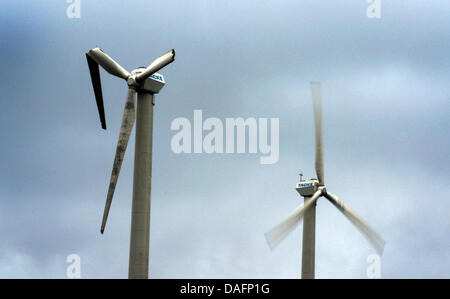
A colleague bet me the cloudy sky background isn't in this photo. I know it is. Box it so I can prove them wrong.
[0,0,449,278]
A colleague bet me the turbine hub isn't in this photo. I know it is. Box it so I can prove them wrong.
[127,76,138,88]
[127,68,166,93]
[318,186,327,195]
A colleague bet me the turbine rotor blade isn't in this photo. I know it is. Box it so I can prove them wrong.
[86,54,106,129]
[265,189,323,250]
[310,82,324,185]
[101,88,137,234]
[324,192,385,255]
[135,49,175,82]
[86,48,130,80]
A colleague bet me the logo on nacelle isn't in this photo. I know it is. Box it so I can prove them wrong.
[150,74,163,82]
[298,183,313,188]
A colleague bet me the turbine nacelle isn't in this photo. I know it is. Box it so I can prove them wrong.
[86,47,174,129]
[127,68,166,94]
[296,179,320,197]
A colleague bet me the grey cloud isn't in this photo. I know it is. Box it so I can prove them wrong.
[0,0,448,278]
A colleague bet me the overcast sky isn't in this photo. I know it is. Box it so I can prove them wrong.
[0,0,449,278]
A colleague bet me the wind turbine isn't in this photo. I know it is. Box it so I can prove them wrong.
[85,47,175,279]
[265,82,385,279]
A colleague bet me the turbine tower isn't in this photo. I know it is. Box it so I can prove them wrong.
[265,82,385,279]
[85,47,175,278]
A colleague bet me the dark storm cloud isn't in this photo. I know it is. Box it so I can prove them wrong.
[0,0,449,278]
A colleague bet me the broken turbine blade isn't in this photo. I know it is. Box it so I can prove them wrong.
[265,189,323,250]
[324,192,385,255]
[86,54,106,130]
[135,49,175,82]
[101,88,137,234]
[86,48,130,80]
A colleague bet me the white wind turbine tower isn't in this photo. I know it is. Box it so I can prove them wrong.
[85,47,175,279]
[265,82,385,279]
